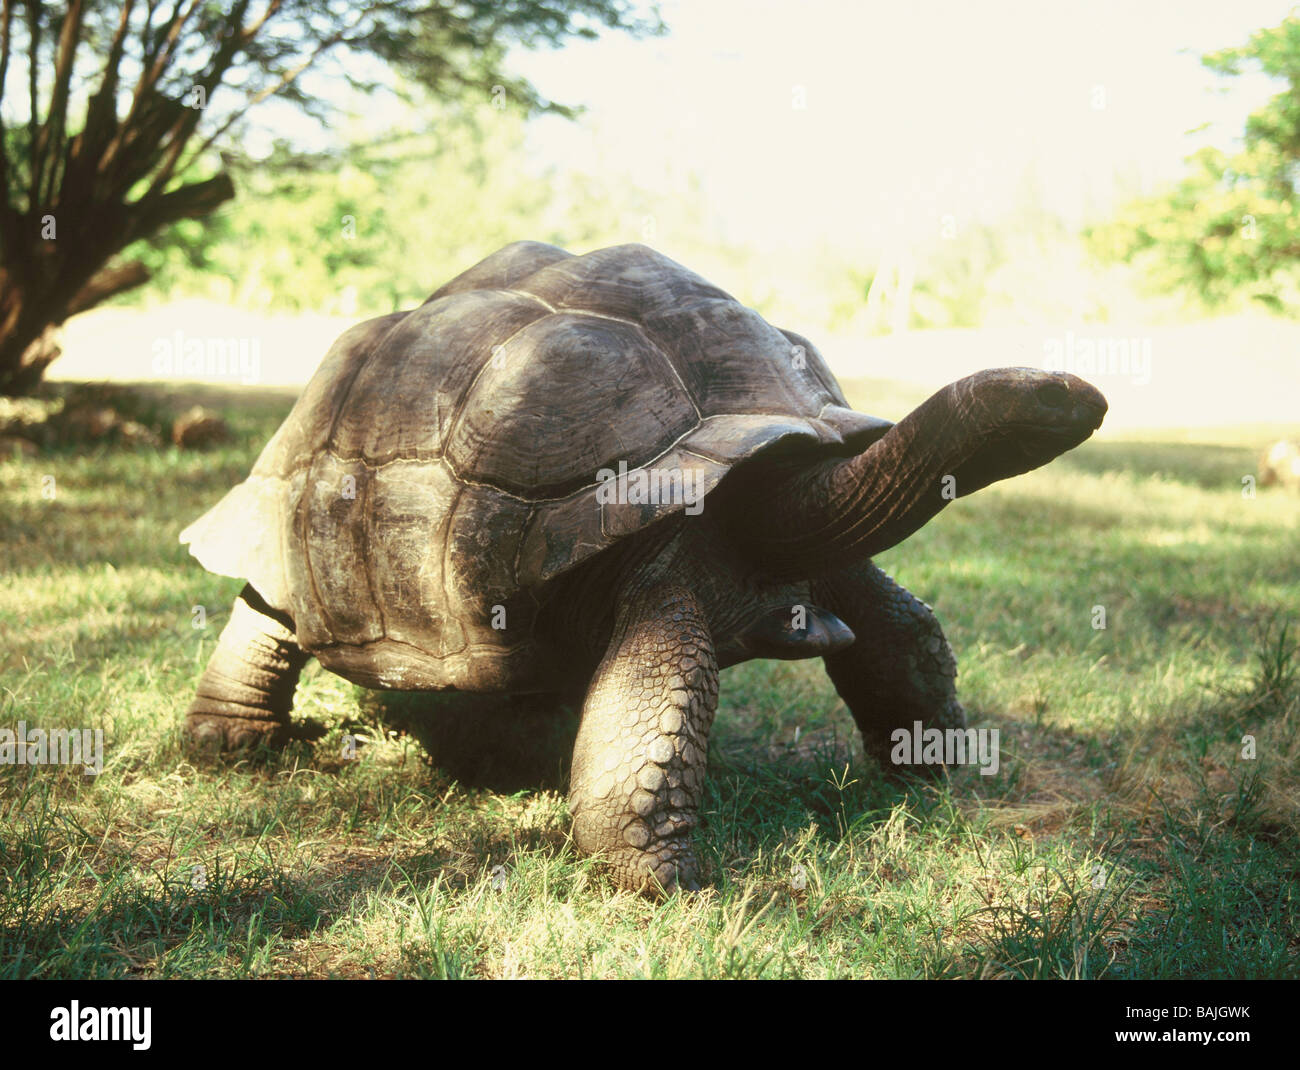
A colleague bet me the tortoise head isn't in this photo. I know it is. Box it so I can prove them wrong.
[945,368,1108,497]
[727,367,1108,575]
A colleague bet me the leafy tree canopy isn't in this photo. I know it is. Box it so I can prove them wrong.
[0,0,660,393]
[1087,16,1300,314]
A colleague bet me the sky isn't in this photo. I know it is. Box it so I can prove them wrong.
[505,0,1298,252]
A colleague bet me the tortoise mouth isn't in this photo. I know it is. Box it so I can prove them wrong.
[953,403,1104,493]
[989,411,1103,463]
[1008,401,1106,442]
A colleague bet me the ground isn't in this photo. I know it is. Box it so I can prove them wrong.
[1,350,1297,978]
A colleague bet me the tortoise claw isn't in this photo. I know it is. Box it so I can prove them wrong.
[184,712,287,752]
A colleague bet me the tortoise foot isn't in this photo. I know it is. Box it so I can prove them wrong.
[185,710,288,752]
[604,837,702,899]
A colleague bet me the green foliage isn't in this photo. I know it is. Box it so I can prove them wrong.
[909,223,1008,329]
[131,99,739,314]
[132,103,562,314]
[1087,16,1300,313]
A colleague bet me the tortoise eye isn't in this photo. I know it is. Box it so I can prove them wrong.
[1035,381,1070,408]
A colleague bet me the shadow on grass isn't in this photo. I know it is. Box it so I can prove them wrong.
[0,848,492,980]
[361,690,581,793]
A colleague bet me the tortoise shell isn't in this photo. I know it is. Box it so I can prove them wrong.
[181,242,891,692]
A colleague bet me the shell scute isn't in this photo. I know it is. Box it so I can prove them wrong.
[446,310,697,498]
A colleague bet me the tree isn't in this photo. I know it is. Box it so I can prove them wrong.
[163,104,559,314]
[0,0,659,394]
[1086,15,1300,313]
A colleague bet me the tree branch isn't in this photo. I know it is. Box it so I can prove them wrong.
[105,0,202,180]
[241,0,283,43]
[0,0,14,225]
[175,1,416,180]
[0,0,12,112]
[176,31,348,177]
[83,0,136,140]
[25,0,40,207]
[34,0,87,207]
[122,170,235,246]
[122,0,253,205]
[138,0,160,67]
[65,259,152,317]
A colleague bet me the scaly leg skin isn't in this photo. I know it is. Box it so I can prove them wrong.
[812,562,965,770]
[186,584,312,750]
[569,584,718,897]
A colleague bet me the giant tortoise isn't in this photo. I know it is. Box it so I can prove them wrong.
[182,241,1107,895]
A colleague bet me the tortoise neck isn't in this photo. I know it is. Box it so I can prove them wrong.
[731,381,982,575]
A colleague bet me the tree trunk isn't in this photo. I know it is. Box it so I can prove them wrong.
[7,327,64,396]
[0,172,234,395]
[0,263,148,395]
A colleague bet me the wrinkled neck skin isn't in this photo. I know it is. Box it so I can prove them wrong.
[726,380,982,577]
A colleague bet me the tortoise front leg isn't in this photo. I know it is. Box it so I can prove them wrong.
[569,584,718,897]
[186,584,312,750]
[812,562,965,768]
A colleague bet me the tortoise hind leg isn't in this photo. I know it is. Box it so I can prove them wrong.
[812,562,965,770]
[186,584,313,750]
[569,583,718,897]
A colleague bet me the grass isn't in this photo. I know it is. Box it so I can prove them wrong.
[1,380,1297,978]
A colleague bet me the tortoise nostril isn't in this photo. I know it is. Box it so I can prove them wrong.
[1036,381,1070,408]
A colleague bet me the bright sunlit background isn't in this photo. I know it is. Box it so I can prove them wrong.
[53,0,1300,429]
[511,0,1286,241]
